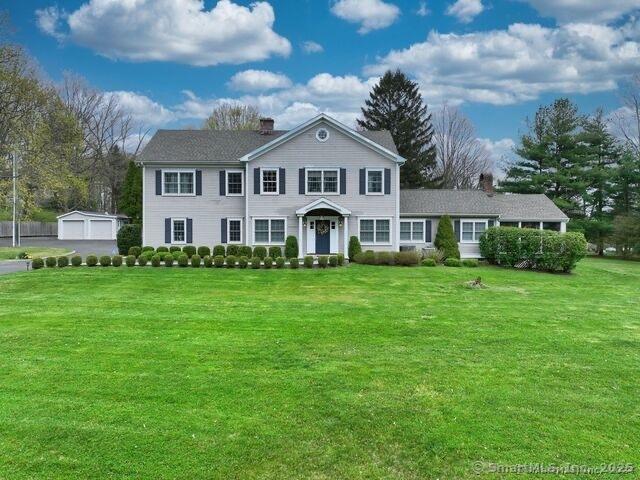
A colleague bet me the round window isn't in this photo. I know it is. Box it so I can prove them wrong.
[316,128,329,142]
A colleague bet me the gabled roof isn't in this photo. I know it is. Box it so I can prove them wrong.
[400,190,569,221]
[57,210,129,219]
[296,197,352,216]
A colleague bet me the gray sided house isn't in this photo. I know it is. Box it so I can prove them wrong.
[137,114,568,259]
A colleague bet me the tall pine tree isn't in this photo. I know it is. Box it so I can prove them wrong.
[358,70,436,188]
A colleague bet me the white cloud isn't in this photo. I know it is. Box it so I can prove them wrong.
[36,0,291,66]
[520,0,640,24]
[331,0,401,34]
[228,70,292,92]
[108,91,175,126]
[417,2,430,17]
[302,41,324,54]
[446,0,484,24]
[365,20,640,105]
[478,137,517,175]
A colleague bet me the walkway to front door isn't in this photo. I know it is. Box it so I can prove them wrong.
[315,220,330,254]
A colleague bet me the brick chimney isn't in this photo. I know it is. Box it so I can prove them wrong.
[479,172,495,195]
[259,117,274,134]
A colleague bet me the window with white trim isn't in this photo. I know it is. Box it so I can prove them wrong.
[226,170,243,196]
[228,219,242,243]
[306,168,338,194]
[359,218,391,244]
[461,220,487,242]
[261,168,279,194]
[253,218,286,244]
[172,218,186,244]
[366,169,383,194]
[163,171,194,195]
[400,220,424,242]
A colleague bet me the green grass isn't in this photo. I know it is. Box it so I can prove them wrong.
[0,259,638,479]
[0,246,69,260]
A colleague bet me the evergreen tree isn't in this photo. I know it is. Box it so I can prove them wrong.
[610,150,640,215]
[434,215,460,259]
[119,160,142,223]
[358,70,436,188]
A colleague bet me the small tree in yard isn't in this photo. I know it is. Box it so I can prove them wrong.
[434,215,460,259]
[285,235,299,259]
[117,224,142,255]
[348,236,362,260]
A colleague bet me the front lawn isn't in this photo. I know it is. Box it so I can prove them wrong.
[0,246,69,260]
[0,259,638,478]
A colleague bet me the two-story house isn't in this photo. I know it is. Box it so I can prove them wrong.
[138,113,568,259]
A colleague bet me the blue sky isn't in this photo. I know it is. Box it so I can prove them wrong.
[5,0,640,164]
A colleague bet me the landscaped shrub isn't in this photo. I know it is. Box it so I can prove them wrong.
[213,245,225,257]
[289,257,299,269]
[250,257,261,269]
[422,258,437,267]
[285,235,298,259]
[480,227,587,273]
[169,246,181,253]
[424,249,445,264]
[138,255,148,267]
[336,253,344,266]
[177,254,189,267]
[156,246,169,253]
[275,256,285,268]
[268,246,282,259]
[263,256,273,269]
[354,250,375,264]
[57,256,69,268]
[239,246,252,258]
[172,250,183,261]
[444,257,462,267]
[197,246,211,258]
[463,259,479,268]
[182,245,196,258]
[164,254,174,267]
[203,255,213,268]
[151,254,162,267]
[213,255,225,268]
[45,256,57,268]
[142,246,154,253]
[86,255,98,267]
[117,223,141,255]
[112,255,123,267]
[317,256,328,268]
[99,255,111,267]
[31,257,44,269]
[125,255,136,267]
[253,246,267,259]
[128,246,142,258]
[238,256,249,268]
[191,254,201,268]
[226,245,240,257]
[395,251,421,266]
[434,215,460,259]
[304,256,314,268]
[348,236,362,260]
[71,255,82,267]
[225,255,237,268]
[328,255,338,267]
[140,250,155,261]
[376,251,395,265]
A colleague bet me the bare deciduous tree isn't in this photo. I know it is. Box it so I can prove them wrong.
[612,74,640,157]
[433,104,492,189]
[203,102,261,130]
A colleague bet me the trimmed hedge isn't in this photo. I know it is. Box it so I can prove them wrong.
[191,254,201,268]
[317,256,328,268]
[434,215,460,260]
[138,255,148,267]
[214,255,225,268]
[268,246,282,259]
[263,256,273,269]
[140,250,155,261]
[329,255,338,267]
[99,255,111,267]
[164,254,174,267]
[422,258,437,267]
[46,256,57,268]
[285,235,298,259]
[112,255,123,267]
[213,245,225,257]
[250,257,261,269]
[128,246,142,258]
[177,254,189,267]
[169,246,181,253]
[304,256,314,268]
[171,250,183,261]
[125,255,136,267]
[275,256,285,269]
[57,256,69,268]
[395,251,421,266]
[462,259,479,268]
[183,246,196,258]
[226,255,237,268]
[444,257,462,267]
[197,246,211,258]
[479,227,587,273]
[32,258,44,269]
[151,255,162,267]
[289,257,299,269]
[348,236,362,260]
[336,253,345,266]
[117,224,141,255]
[156,246,169,253]
[203,255,213,268]
[142,246,154,252]
[238,256,249,269]
[253,246,267,259]
[239,246,252,258]
[86,255,98,267]
[226,245,240,257]
[354,250,420,266]
[71,255,82,267]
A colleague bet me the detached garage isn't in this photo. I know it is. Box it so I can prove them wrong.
[57,211,129,240]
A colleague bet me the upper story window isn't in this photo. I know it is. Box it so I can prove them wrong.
[226,170,244,196]
[261,168,279,194]
[163,170,194,195]
[461,220,487,242]
[366,168,383,195]
[316,128,329,142]
[306,169,338,194]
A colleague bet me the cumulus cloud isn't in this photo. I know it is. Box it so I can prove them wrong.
[302,41,324,54]
[520,0,640,24]
[228,70,292,92]
[365,20,640,105]
[35,0,291,66]
[331,0,401,34]
[477,137,517,175]
[446,0,484,24]
[108,91,176,126]
[416,2,430,17]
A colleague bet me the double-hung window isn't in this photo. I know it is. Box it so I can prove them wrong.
[261,168,279,194]
[306,168,338,194]
[400,220,424,242]
[359,218,391,245]
[366,168,383,194]
[163,170,194,195]
[461,220,487,242]
[172,218,186,244]
[253,218,286,244]
[228,219,242,243]
[226,170,243,196]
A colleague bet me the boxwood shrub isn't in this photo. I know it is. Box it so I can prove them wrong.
[226,245,240,257]
[268,246,282,259]
[336,253,344,266]
[151,254,162,267]
[99,255,111,267]
[177,254,189,267]
[116,223,141,255]
[112,255,123,267]
[140,250,155,261]
[213,245,225,257]
[138,255,148,267]
[317,256,328,268]
[125,255,136,267]
[238,256,249,269]
[169,246,181,253]
[164,254,174,267]
[57,256,69,268]
[422,258,437,267]
[183,245,196,258]
[203,255,213,268]
[285,235,298,259]
[191,254,201,268]
[289,257,299,269]
[45,256,57,268]
[171,250,183,261]
[71,255,82,267]
[213,255,225,268]
[348,236,362,260]
[225,255,237,268]
[444,257,462,267]
[328,255,338,267]
[32,257,44,269]
[142,246,154,253]
[304,256,314,268]
[197,246,211,258]
[263,256,273,269]
[275,256,285,268]
[156,246,169,253]
[462,259,479,268]
[239,246,252,258]
[86,255,98,267]
[128,246,141,258]
[250,257,261,269]
[253,246,267,259]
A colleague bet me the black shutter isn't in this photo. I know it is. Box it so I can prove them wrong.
[340,168,346,194]
[186,218,193,244]
[359,169,365,194]
[488,219,495,227]
[165,218,171,243]
[425,220,432,243]
[156,170,162,195]
[219,170,226,196]
[279,168,286,194]
[384,168,391,194]
[299,168,305,194]
[454,220,461,242]
[196,170,202,196]
[221,218,227,244]
[254,168,260,194]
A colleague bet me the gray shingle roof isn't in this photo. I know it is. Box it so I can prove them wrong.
[400,190,569,221]
[138,128,397,164]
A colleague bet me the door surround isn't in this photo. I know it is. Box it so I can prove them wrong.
[306,215,338,254]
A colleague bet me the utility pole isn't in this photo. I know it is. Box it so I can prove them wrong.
[12,152,20,247]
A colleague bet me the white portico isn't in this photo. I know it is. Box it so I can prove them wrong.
[296,197,351,259]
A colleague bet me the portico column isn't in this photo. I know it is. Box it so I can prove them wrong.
[298,215,304,258]
[343,215,349,260]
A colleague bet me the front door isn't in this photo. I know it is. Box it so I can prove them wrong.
[315,220,331,254]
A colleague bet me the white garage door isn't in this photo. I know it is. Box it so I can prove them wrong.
[89,220,113,239]
[62,220,84,239]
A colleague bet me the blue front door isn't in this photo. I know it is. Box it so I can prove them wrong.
[315,220,330,254]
